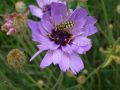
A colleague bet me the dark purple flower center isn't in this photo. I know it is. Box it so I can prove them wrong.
[48,21,74,46]
[43,5,51,12]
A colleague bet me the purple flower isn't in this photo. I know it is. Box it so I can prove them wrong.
[28,3,98,74]
[29,0,66,18]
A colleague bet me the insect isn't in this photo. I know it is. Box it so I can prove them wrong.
[56,21,74,31]
[64,21,74,29]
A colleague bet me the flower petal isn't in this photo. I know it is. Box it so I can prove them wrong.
[29,5,43,18]
[41,20,54,33]
[37,41,59,50]
[72,36,91,46]
[38,22,48,36]
[37,0,50,8]
[49,0,58,3]
[69,53,84,74]
[28,20,41,42]
[77,44,92,54]
[52,49,62,64]
[40,50,53,68]
[86,16,97,25]
[51,2,67,25]
[68,7,88,22]
[50,0,66,4]
[42,11,51,21]
[62,44,73,54]
[71,36,92,54]
[30,50,44,62]
[59,53,69,72]
[83,24,98,36]
[82,44,92,51]
[33,34,51,44]
[71,18,86,36]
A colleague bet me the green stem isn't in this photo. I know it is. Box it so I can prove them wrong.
[86,38,120,80]
[22,69,44,90]
[86,64,102,80]
[85,3,110,44]
[51,72,63,90]
[0,71,19,90]
[100,0,109,26]
[101,0,115,44]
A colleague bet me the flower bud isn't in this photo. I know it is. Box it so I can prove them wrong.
[112,55,120,64]
[116,4,120,14]
[77,75,86,85]
[82,69,88,75]
[108,24,113,30]
[115,45,120,53]
[15,1,27,13]
[37,80,44,87]
[7,49,26,70]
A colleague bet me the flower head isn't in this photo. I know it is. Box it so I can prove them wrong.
[7,49,26,70]
[1,13,16,35]
[29,0,66,18]
[1,13,28,36]
[77,75,86,85]
[28,3,98,74]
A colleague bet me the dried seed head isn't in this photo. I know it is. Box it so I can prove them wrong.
[7,49,26,70]
[13,13,28,36]
[1,12,28,36]
[77,75,86,85]
[15,1,27,13]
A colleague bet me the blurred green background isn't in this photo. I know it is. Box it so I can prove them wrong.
[0,0,120,90]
